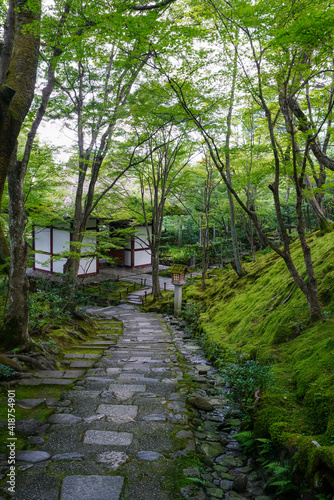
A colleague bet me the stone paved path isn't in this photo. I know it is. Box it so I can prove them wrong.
[0,303,274,500]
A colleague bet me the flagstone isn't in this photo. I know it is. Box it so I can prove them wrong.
[17,398,44,409]
[61,475,124,500]
[97,404,138,423]
[35,370,65,378]
[108,383,146,393]
[41,378,73,385]
[84,430,133,446]
[48,414,82,424]
[70,361,95,368]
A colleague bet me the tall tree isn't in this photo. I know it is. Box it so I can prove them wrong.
[122,119,196,298]
[155,0,334,320]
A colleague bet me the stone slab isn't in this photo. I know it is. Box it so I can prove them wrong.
[84,430,133,446]
[142,414,166,422]
[108,384,146,393]
[136,451,164,461]
[17,398,44,409]
[63,370,85,378]
[70,361,95,368]
[97,404,138,423]
[75,346,105,350]
[52,453,84,461]
[16,450,51,463]
[106,368,122,375]
[41,378,73,385]
[64,354,85,359]
[84,341,114,345]
[19,379,42,386]
[61,475,124,500]
[48,414,82,424]
[128,357,151,362]
[35,370,65,378]
[119,374,159,383]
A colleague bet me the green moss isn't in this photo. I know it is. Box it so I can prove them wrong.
[181,231,334,488]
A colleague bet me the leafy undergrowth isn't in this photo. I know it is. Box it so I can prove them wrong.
[183,230,334,493]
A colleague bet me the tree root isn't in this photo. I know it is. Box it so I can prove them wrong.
[6,354,55,371]
[64,329,85,341]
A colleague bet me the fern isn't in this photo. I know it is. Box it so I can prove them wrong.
[235,430,255,453]
[264,461,298,496]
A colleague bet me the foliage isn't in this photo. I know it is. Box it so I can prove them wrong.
[183,230,334,490]
[0,363,15,379]
[220,360,274,413]
[264,461,299,497]
[28,278,91,331]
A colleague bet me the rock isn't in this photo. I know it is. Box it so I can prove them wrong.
[136,451,164,461]
[200,442,225,459]
[16,419,50,436]
[17,398,44,409]
[96,451,129,470]
[216,455,246,468]
[185,440,196,451]
[176,430,194,439]
[180,485,207,500]
[28,436,45,445]
[52,453,84,461]
[15,451,51,463]
[220,480,233,491]
[183,467,201,478]
[227,492,248,499]
[48,414,82,424]
[189,395,214,412]
[253,497,274,500]
[206,487,224,498]
[233,474,248,493]
[142,414,166,421]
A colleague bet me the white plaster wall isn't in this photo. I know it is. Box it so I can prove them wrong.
[53,229,70,253]
[34,228,51,252]
[53,258,67,274]
[124,250,132,266]
[78,257,97,275]
[82,232,96,253]
[35,253,51,271]
[134,249,151,267]
[134,225,151,249]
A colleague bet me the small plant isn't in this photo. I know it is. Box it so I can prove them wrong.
[39,339,59,351]
[264,461,299,497]
[9,348,20,354]
[102,281,117,291]
[235,431,273,464]
[220,360,274,414]
[0,363,16,379]
[234,430,256,453]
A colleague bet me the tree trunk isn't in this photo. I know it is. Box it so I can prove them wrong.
[225,42,243,277]
[0,154,30,348]
[151,245,161,298]
[201,224,209,291]
[0,0,40,268]
[178,215,182,247]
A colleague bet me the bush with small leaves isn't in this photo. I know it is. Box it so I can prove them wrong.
[0,363,16,379]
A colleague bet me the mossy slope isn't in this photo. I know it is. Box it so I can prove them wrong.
[184,230,334,491]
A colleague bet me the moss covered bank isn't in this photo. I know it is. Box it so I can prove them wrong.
[183,230,334,495]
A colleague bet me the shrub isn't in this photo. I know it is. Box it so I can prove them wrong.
[0,363,15,379]
[220,360,274,414]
